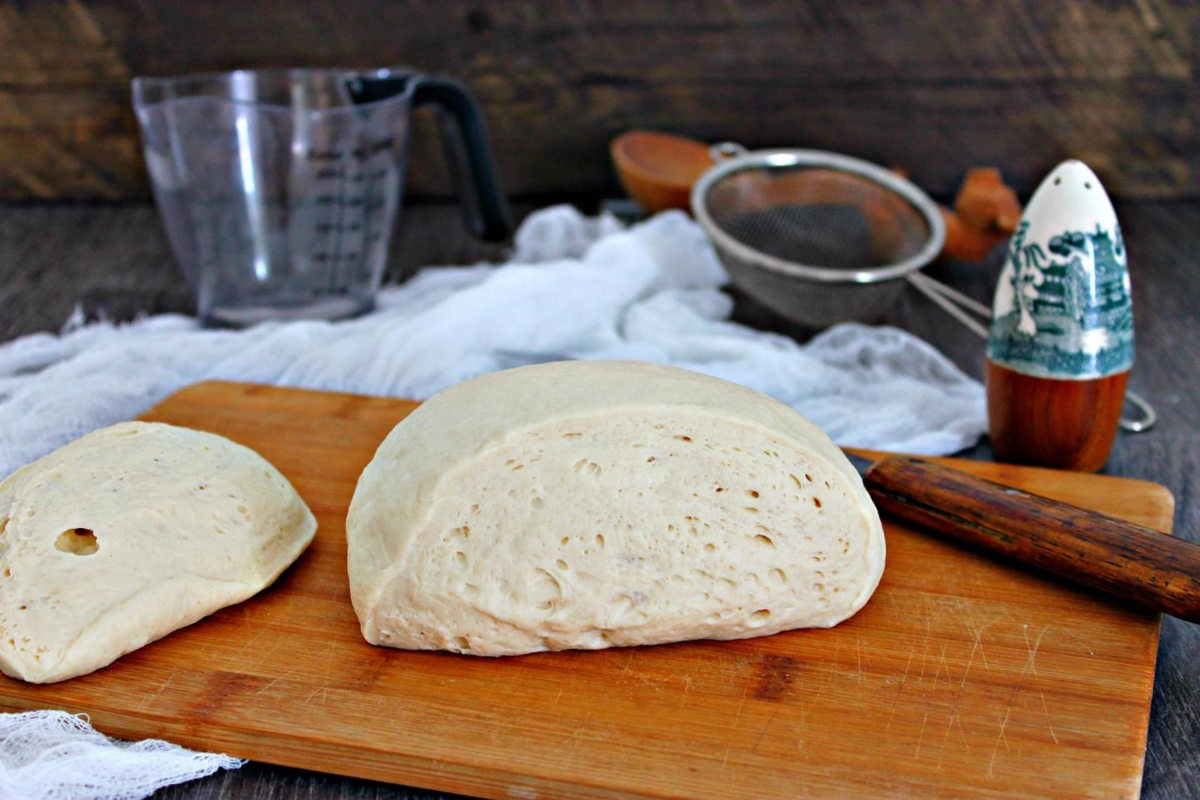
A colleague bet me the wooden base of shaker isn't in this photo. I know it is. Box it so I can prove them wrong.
[986,360,1128,473]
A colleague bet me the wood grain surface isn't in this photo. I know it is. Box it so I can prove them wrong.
[986,361,1129,472]
[1,199,1197,800]
[0,380,1175,799]
[2,0,1199,201]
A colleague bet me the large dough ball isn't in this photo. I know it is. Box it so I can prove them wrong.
[348,361,884,656]
[0,422,316,683]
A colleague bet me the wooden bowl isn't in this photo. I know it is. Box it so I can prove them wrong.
[610,130,715,214]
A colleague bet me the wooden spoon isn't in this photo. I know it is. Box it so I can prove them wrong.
[610,130,715,214]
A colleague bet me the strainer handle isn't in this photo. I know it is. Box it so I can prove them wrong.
[906,272,1156,433]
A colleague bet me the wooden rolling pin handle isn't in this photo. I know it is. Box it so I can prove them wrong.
[862,456,1200,622]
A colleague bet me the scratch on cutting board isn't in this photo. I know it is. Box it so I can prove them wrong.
[1023,625,1058,745]
[914,710,930,761]
[731,693,748,727]
[136,673,175,711]
[565,730,586,767]
[618,652,635,680]
[255,660,300,696]
[937,645,980,769]
[987,624,1054,777]
[933,642,953,687]
[884,641,917,732]
[960,621,992,688]
[936,709,959,770]
[255,674,286,696]
[956,711,973,754]
[249,637,285,669]
[225,626,268,664]
[796,672,809,726]
[855,634,864,683]
[750,706,780,755]
[918,616,933,680]
[987,702,1015,777]
[964,619,992,672]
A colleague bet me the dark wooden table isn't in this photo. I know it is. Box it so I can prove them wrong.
[0,200,1196,799]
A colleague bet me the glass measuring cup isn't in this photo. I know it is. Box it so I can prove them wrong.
[133,68,511,326]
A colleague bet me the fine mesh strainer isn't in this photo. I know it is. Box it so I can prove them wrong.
[690,146,1156,432]
[692,147,954,329]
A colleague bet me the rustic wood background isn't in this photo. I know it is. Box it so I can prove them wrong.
[2,0,1198,202]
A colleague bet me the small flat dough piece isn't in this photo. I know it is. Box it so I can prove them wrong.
[0,422,316,683]
[348,361,884,656]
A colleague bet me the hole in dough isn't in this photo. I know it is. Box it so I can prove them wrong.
[55,528,99,556]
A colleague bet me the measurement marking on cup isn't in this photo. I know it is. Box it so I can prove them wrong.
[306,138,394,162]
[308,147,393,292]
[314,223,364,234]
[313,195,387,209]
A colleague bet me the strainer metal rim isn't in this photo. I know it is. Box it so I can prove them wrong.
[690,149,947,285]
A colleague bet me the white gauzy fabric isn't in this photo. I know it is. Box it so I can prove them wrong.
[0,711,242,800]
[0,205,985,796]
[0,205,985,483]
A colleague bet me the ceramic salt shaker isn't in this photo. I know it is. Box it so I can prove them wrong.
[985,160,1134,472]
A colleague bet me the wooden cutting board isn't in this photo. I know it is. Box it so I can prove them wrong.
[0,382,1174,799]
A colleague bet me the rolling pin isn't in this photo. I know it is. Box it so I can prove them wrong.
[844,452,1200,622]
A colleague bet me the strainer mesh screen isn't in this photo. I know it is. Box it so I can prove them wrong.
[702,164,933,269]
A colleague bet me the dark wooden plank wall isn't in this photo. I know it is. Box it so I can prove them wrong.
[1,0,1197,201]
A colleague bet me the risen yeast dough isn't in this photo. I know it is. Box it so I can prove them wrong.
[348,361,884,655]
[0,422,316,683]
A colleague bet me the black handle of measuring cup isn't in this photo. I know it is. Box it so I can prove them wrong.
[410,76,512,241]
